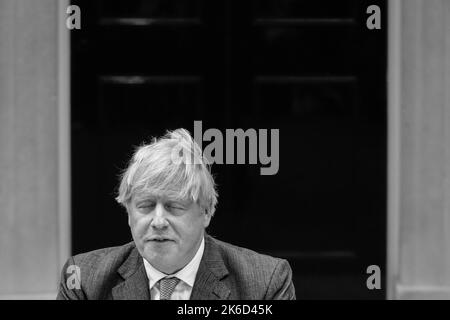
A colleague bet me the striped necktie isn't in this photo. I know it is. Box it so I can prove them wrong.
[159,277,180,300]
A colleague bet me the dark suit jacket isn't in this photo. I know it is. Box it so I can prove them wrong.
[56,234,296,300]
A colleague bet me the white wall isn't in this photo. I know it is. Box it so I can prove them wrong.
[389,0,450,299]
[0,0,70,299]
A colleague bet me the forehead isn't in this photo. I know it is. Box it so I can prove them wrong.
[132,191,191,204]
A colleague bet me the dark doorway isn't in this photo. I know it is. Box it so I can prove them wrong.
[71,0,387,299]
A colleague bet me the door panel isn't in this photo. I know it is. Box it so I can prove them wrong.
[71,0,386,299]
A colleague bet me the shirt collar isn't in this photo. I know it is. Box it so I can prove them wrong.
[143,236,205,289]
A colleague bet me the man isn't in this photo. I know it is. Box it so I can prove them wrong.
[57,129,296,300]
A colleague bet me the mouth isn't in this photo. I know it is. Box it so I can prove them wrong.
[146,236,175,243]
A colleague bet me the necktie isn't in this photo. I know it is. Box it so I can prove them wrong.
[159,277,180,300]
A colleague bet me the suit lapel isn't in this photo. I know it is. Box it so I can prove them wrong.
[111,235,230,300]
[190,235,231,300]
[112,246,150,300]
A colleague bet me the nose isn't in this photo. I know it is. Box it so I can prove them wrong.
[150,202,169,229]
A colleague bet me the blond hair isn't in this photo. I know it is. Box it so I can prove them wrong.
[115,129,218,216]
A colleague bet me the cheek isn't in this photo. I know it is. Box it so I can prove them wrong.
[177,216,206,239]
[129,214,147,236]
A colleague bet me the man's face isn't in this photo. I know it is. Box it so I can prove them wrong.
[128,193,211,274]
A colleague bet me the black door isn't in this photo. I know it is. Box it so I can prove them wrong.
[71,0,386,299]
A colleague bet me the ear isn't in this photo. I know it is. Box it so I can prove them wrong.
[203,211,212,228]
[126,207,132,227]
[125,203,132,226]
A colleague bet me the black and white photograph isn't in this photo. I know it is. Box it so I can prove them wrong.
[0,0,447,302]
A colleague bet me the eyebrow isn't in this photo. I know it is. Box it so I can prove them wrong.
[134,194,189,204]
[165,196,190,205]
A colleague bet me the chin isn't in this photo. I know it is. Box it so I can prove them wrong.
[144,246,175,261]
[149,258,179,274]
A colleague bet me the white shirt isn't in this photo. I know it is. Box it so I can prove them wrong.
[143,237,205,300]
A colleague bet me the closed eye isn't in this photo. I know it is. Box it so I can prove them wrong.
[137,202,156,211]
[165,203,186,212]
[168,205,184,210]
